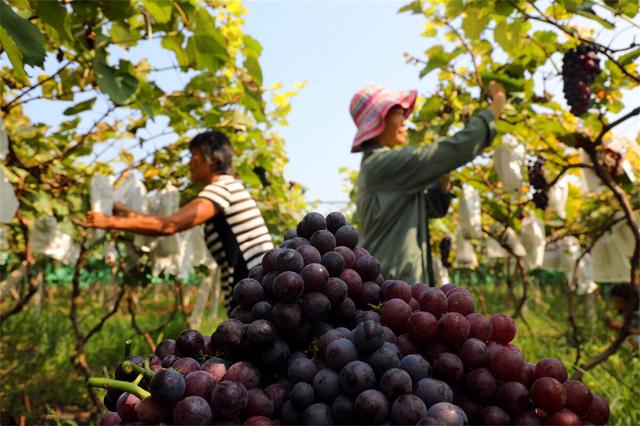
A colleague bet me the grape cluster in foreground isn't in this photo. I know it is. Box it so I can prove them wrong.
[95,212,610,425]
[562,44,601,117]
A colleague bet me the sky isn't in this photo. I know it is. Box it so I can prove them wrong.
[13,1,639,215]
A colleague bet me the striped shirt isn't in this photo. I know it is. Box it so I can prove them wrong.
[198,175,273,308]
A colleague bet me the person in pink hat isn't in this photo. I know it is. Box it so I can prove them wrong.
[351,81,506,285]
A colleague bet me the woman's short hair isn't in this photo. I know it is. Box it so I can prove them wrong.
[189,130,234,174]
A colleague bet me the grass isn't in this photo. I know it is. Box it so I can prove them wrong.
[1,278,638,425]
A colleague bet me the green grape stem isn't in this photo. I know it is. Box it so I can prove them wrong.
[88,377,151,399]
[122,360,155,379]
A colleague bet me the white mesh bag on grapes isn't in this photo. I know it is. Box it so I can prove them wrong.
[30,216,80,265]
[454,229,478,268]
[575,253,597,295]
[114,174,149,250]
[433,256,450,287]
[89,174,115,242]
[486,235,509,258]
[547,176,569,219]
[591,227,632,283]
[151,183,181,257]
[104,240,118,266]
[0,225,9,251]
[0,169,19,223]
[486,223,526,258]
[579,150,603,193]
[0,116,7,161]
[520,212,546,269]
[493,142,525,193]
[459,185,482,238]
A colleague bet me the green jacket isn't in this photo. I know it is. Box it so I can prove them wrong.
[355,109,497,285]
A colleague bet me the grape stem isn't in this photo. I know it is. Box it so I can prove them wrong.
[88,377,151,399]
[121,360,155,380]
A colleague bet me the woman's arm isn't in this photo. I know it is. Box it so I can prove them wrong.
[85,198,217,236]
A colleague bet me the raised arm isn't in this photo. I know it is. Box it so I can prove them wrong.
[85,198,217,236]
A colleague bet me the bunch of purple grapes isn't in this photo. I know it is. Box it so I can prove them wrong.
[439,236,452,269]
[562,44,601,117]
[95,212,611,426]
[528,158,549,210]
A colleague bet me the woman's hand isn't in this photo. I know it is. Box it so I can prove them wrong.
[85,211,114,229]
[488,81,506,119]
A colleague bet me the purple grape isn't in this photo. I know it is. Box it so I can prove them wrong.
[173,395,212,425]
[210,380,248,418]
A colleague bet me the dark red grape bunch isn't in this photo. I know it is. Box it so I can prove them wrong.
[562,44,601,116]
[528,157,549,210]
[91,211,612,426]
[439,236,452,268]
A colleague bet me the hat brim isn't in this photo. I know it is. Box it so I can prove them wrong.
[351,90,417,153]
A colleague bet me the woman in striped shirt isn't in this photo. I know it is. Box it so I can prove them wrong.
[85,130,274,309]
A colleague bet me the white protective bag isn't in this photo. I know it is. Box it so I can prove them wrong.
[579,149,603,193]
[459,185,482,239]
[150,183,180,257]
[486,236,509,258]
[591,225,633,283]
[0,225,8,251]
[0,115,8,160]
[547,176,569,219]
[1,169,19,223]
[454,229,478,269]
[433,256,450,287]
[114,174,149,250]
[493,143,526,193]
[30,216,80,265]
[89,174,115,242]
[104,240,119,266]
[575,253,598,295]
[520,212,546,269]
[486,224,526,258]
[152,225,215,280]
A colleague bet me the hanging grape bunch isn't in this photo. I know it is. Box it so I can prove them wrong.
[89,212,611,425]
[562,44,602,117]
[439,236,452,268]
[528,157,549,210]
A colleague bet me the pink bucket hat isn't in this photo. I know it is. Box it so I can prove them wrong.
[349,83,417,153]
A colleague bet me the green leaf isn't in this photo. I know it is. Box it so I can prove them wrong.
[398,0,422,14]
[94,52,139,104]
[445,0,465,16]
[98,0,136,20]
[619,47,640,66]
[462,7,491,39]
[30,0,72,41]
[620,0,638,17]
[242,34,262,58]
[244,56,263,86]
[142,0,173,24]
[162,33,191,68]
[419,46,463,77]
[494,20,524,55]
[110,21,138,47]
[192,9,229,72]
[0,27,27,80]
[0,2,46,67]
[62,97,97,116]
